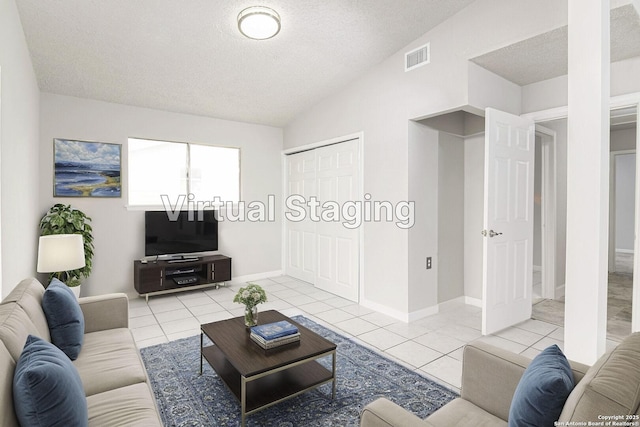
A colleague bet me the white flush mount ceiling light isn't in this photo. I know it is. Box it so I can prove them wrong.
[237,6,281,40]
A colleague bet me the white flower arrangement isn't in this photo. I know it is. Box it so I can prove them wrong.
[233,283,267,308]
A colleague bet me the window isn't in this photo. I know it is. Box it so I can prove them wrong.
[128,138,240,207]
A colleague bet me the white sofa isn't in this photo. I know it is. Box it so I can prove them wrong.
[0,278,162,426]
[361,334,640,426]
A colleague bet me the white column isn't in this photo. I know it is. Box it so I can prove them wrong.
[565,0,610,365]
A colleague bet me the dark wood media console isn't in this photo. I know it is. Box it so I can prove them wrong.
[133,254,231,300]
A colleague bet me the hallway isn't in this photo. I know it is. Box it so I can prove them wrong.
[532,267,633,342]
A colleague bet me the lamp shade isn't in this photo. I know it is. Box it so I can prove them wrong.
[37,234,86,273]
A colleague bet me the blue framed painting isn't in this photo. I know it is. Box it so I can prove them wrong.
[53,139,122,197]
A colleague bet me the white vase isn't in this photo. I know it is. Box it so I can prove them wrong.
[70,285,81,299]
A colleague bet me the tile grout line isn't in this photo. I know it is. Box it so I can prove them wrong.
[130,276,568,390]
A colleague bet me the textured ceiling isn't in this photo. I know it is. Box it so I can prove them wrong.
[15,0,476,127]
[471,5,640,86]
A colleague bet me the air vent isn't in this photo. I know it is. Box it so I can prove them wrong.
[405,43,430,72]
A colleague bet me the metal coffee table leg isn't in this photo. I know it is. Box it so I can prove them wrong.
[332,350,336,399]
[199,332,203,375]
[241,376,247,427]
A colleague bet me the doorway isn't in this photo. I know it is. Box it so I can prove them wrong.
[534,126,558,301]
[531,109,638,341]
[611,151,636,275]
[416,109,557,328]
[607,150,635,339]
[607,111,637,339]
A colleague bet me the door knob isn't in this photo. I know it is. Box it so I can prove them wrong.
[481,229,503,237]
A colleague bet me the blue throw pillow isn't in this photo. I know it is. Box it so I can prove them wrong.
[42,278,85,360]
[13,335,88,426]
[508,344,575,427]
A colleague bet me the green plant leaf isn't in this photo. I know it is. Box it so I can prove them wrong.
[40,204,94,281]
[50,216,65,228]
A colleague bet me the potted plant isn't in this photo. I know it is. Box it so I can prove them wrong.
[39,204,94,290]
[233,283,267,327]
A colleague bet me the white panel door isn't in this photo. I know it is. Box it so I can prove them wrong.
[285,150,316,283]
[482,108,535,335]
[315,140,360,301]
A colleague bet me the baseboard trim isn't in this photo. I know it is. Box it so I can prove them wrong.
[232,270,283,284]
[359,298,439,323]
[464,296,482,308]
[439,296,482,309]
[359,299,409,322]
[407,305,439,322]
[438,296,467,311]
[554,284,565,299]
[616,249,635,254]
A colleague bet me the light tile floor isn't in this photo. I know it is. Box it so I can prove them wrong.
[128,275,618,392]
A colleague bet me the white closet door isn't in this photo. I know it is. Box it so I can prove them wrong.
[285,150,316,283]
[284,139,360,302]
[315,140,360,302]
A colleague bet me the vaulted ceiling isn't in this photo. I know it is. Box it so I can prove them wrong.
[15,1,640,128]
[14,0,475,127]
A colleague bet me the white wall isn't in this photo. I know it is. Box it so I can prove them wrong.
[615,153,636,251]
[438,132,465,303]
[533,136,543,267]
[463,134,485,300]
[0,0,41,297]
[540,119,568,294]
[522,75,569,114]
[407,122,439,315]
[467,63,522,115]
[611,127,637,255]
[284,0,566,317]
[411,115,470,305]
[39,93,283,296]
[522,56,640,114]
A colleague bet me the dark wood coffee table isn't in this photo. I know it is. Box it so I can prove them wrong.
[200,310,337,426]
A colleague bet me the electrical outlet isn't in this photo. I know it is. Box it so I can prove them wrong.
[426,257,432,269]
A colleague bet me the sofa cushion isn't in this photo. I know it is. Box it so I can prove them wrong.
[359,397,432,427]
[0,303,46,361]
[87,383,162,426]
[0,278,50,341]
[0,342,19,427]
[508,345,574,427]
[559,332,640,422]
[74,328,148,396]
[0,278,46,306]
[426,398,507,427]
[13,335,88,427]
[42,278,85,360]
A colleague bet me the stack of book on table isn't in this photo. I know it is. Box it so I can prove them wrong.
[250,320,300,349]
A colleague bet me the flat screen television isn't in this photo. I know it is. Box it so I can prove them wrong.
[145,210,218,257]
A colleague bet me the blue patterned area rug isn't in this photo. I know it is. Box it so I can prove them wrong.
[140,315,458,426]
